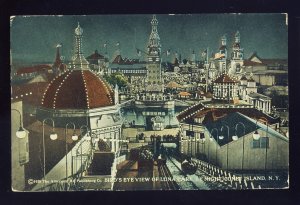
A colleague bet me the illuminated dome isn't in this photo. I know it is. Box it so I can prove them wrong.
[41,70,114,109]
[37,23,120,128]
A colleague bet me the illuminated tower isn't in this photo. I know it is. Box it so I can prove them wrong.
[229,31,244,74]
[52,45,67,76]
[217,34,227,73]
[133,15,176,131]
[69,22,90,70]
[145,15,164,100]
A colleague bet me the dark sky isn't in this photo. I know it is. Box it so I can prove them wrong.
[10,14,288,63]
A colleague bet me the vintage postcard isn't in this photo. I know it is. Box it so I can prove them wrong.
[10,14,288,191]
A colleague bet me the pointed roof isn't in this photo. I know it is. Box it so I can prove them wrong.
[53,47,62,66]
[240,75,248,81]
[214,73,239,84]
[112,55,123,64]
[53,46,67,72]
[70,23,90,70]
[248,52,263,62]
[174,58,179,66]
[166,81,181,88]
[178,91,192,96]
[86,50,104,60]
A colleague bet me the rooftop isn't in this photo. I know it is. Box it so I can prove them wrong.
[214,73,239,84]
[248,92,271,100]
[41,70,114,109]
[177,104,279,125]
[86,50,105,60]
[16,64,52,75]
[204,112,287,146]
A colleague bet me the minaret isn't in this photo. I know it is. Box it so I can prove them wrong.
[52,46,62,75]
[145,15,164,99]
[220,35,227,58]
[232,31,243,60]
[218,35,227,74]
[147,15,161,58]
[70,22,90,70]
[191,50,196,65]
[230,31,244,74]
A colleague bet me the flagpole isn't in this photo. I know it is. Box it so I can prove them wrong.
[206,47,209,93]
[206,47,209,64]
[134,28,136,51]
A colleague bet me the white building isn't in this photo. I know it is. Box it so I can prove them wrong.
[212,73,239,103]
[11,100,29,191]
[239,75,258,100]
[246,93,272,114]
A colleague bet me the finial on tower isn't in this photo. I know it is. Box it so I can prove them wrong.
[221,34,227,46]
[151,14,158,26]
[75,22,83,35]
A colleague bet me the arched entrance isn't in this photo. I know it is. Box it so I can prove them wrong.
[97,139,111,152]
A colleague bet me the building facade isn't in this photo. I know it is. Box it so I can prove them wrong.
[179,112,288,171]
[212,73,239,103]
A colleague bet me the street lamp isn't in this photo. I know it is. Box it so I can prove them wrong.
[200,132,206,160]
[11,109,26,139]
[220,125,230,171]
[205,130,213,163]
[42,118,57,191]
[233,122,246,186]
[252,118,269,176]
[253,120,260,140]
[65,122,78,181]
[210,128,219,166]
[79,125,90,175]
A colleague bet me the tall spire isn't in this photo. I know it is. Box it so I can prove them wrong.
[70,22,89,70]
[74,22,84,56]
[145,14,164,98]
[147,15,161,57]
[54,46,62,65]
[234,31,240,43]
[221,34,227,46]
[231,30,243,61]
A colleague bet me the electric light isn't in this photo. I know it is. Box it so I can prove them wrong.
[232,135,238,141]
[72,134,78,141]
[253,130,260,140]
[16,127,26,139]
[50,132,58,140]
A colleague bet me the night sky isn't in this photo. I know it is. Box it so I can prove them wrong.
[10,14,288,64]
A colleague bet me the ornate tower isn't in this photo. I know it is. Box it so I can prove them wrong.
[52,45,67,76]
[217,35,227,74]
[145,15,164,100]
[232,31,243,60]
[191,50,196,65]
[69,22,90,70]
[229,31,244,74]
[133,15,176,131]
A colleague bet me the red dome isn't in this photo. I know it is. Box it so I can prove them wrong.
[41,70,114,109]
